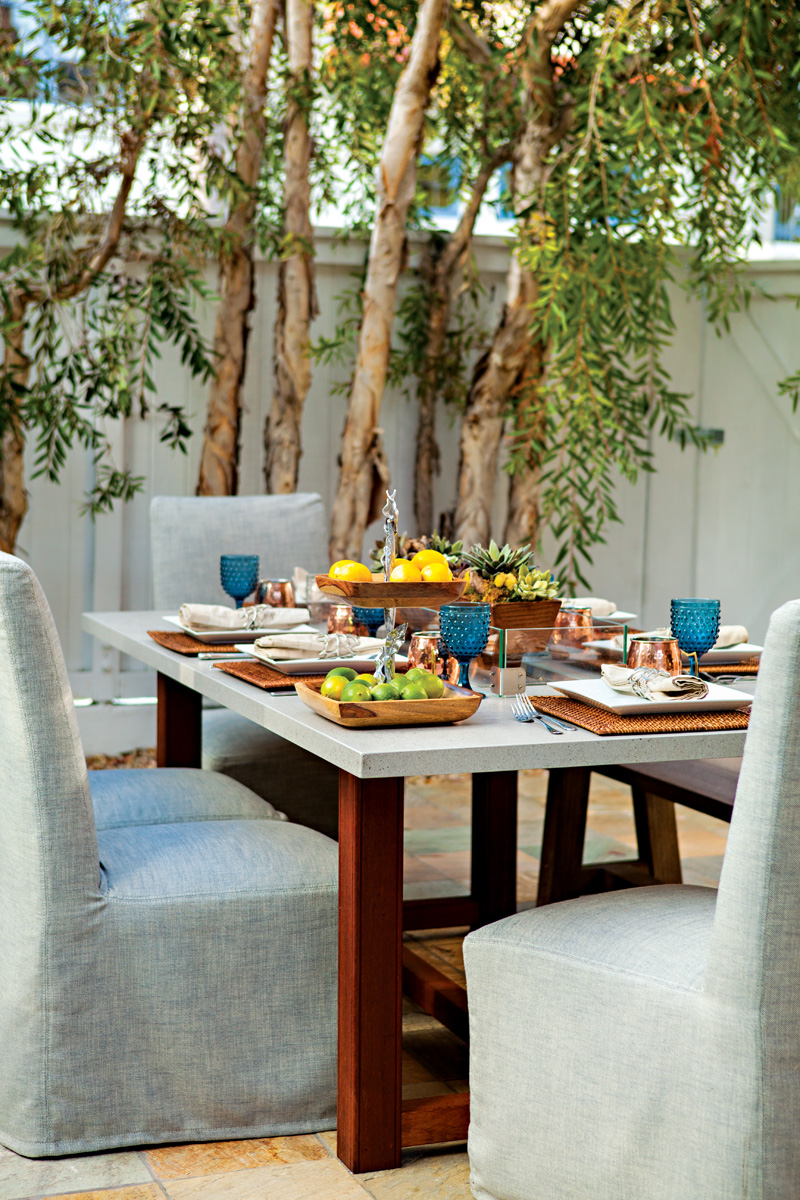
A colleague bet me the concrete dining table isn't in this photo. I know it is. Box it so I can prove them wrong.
[83,611,749,1173]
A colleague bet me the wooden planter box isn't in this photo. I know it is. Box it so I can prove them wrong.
[480,598,563,666]
[488,598,563,632]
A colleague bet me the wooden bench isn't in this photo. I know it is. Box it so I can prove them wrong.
[537,758,740,906]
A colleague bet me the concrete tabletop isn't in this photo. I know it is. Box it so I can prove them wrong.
[83,611,750,780]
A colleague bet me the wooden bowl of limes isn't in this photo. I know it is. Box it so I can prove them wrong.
[295,666,482,728]
[316,553,465,609]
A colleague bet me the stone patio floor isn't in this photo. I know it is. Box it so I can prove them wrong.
[2,764,730,1200]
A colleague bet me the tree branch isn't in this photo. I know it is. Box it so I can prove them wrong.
[448,12,492,66]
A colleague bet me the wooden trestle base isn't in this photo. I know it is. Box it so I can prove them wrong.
[152,680,686,1173]
[402,1092,470,1147]
[337,767,519,1174]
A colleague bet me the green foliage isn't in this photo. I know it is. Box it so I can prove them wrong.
[0,0,241,517]
[501,0,800,586]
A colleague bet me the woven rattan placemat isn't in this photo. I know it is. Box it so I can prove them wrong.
[699,660,760,676]
[533,694,751,736]
[214,659,326,691]
[148,629,210,655]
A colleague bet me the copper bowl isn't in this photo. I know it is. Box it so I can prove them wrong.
[626,635,682,676]
[407,630,460,685]
[255,578,296,607]
[327,603,357,635]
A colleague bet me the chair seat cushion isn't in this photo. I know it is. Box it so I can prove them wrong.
[201,709,339,839]
[469,885,716,992]
[90,767,285,831]
[98,818,336,901]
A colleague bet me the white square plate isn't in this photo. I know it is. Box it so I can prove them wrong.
[236,642,409,676]
[164,615,317,644]
[551,678,753,716]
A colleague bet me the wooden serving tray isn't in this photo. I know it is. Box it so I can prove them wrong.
[315,574,466,609]
[295,679,482,728]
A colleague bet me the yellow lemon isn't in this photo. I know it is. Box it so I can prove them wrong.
[390,561,422,583]
[410,549,447,569]
[421,561,453,582]
[329,560,372,582]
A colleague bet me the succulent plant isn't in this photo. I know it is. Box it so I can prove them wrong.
[512,564,560,601]
[425,532,464,563]
[462,539,536,581]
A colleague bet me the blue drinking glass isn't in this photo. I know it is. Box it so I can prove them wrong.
[352,605,384,637]
[670,598,721,676]
[220,554,259,608]
[439,602,491,689]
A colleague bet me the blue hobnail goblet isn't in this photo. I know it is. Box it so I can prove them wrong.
[220,554,259,608]
[351,605,384,638]
[670,598,721,676]
[439,602,491,690]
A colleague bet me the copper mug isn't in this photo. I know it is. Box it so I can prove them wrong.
[626,634,682,676]
[549,605,594,651]
[327,603,357,635]
[255,578,296,607]
[407,629,460,685]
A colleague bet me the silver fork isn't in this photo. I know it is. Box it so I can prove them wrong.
[511,695,565,735]
[517,692,580,732]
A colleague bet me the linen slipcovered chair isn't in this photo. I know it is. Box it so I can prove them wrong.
[150,494,339,838]
[0,552,337,1157]
[464,597,800,1200]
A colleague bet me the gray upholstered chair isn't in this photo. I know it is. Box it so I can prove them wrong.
[150,494,339,838]
[0,552,337,1157]
[464,598,800,1200]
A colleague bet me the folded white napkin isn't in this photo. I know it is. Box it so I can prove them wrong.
[179,603,311,630]
[601,663,708,699]
[253,633,383,661]
[570,597,617,618]
[713,625,749,649]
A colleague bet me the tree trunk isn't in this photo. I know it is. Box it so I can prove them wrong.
[197,0,279,496]
[264,0,316,494]
[504,388,546,546]
[414,156,504,535]
[329,0,447,562]
[0,294,30,553]
[453,0,580,549]
[453,250,535,548]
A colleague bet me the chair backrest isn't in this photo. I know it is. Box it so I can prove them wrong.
[707,597,800,1010]
[0,553,99,911]
[150,494,329,610]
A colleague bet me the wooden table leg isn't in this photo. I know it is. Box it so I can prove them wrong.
[537,766,591,905]
[471,771,518,927]
[632,788,683,884]
[156,672,202,768]
[338,770,404,1173]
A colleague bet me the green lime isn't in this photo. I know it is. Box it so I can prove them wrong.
[417,673,445,699]
[356,672,378,684]
[371,682,400,702]
[400,683,428,701]
[404,667,427,682]
[321,674,349,701]
[326,666,358,681]
[341,681,374,702]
